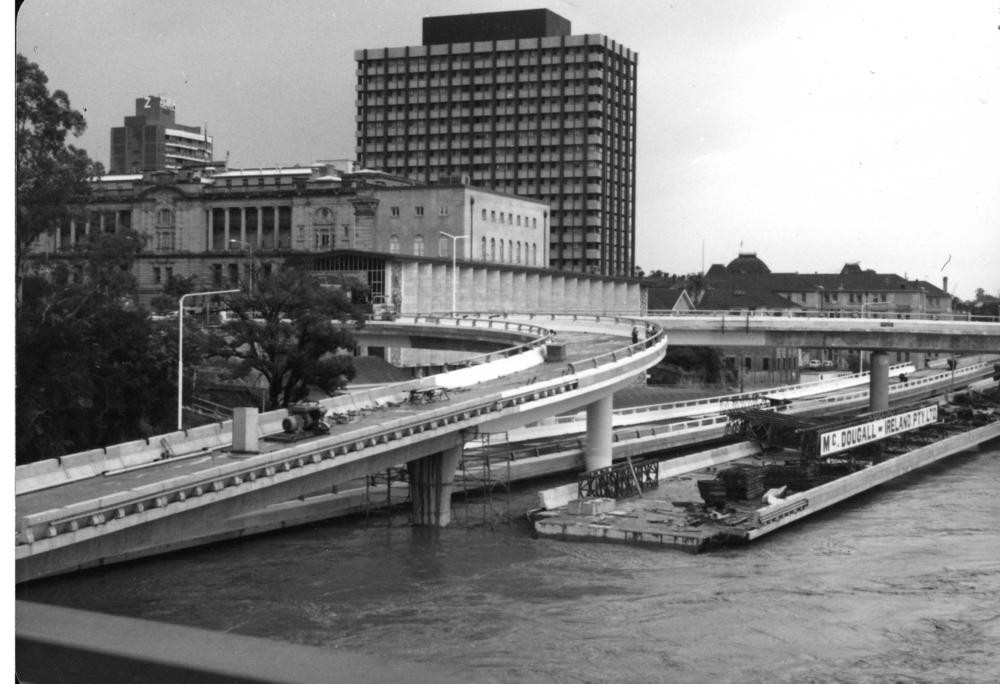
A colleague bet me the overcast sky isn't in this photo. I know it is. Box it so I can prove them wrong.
[15,0,1000,299]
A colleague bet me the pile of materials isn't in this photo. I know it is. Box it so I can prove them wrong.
[762,462,819,492]
[698,465,764,505]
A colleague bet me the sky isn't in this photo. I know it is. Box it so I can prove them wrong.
[14,0,1000,300]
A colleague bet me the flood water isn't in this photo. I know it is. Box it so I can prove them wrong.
[18,443,1000,683]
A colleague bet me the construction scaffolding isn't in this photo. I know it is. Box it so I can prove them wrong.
[363,467,411,526]
[454,430,513,528]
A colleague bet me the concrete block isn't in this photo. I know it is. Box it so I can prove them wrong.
[567,498,617,516]
[232,408,259,454]
[538,483,577,510]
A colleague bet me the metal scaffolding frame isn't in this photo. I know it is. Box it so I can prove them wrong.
[454,430,513,528]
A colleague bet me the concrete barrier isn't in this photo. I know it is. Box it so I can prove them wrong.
[182,423,231,454]
[14,459,65,495]
[58,450,112,482]
[104,438,158,471]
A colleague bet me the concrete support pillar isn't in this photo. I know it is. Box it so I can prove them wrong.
[435,263,449,313]
[459,267,474,312]
[527,273,540,310]
[500,270,513,308]
[240,207,247,244]
[539,274,552,310]
[232,407,259,454]
[585,394,614,471]
[567,278,580,312]
[223,207,231,246]
[870,350,890,412]
[407,446,463,527]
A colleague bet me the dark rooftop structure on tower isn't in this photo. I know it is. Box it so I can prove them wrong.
[422,9,571,44]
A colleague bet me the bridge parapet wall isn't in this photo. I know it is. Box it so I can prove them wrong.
[15,316,556,497]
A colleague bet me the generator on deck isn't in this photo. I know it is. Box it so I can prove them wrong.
[282,401,332,436]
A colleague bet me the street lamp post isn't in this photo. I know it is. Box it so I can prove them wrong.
[229,239,254,294]
[439,231,468,315]
[178,288,239,430]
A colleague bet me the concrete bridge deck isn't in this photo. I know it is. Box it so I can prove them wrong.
[16,314,667,581]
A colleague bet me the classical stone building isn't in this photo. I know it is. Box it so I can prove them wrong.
[29,162,551,308]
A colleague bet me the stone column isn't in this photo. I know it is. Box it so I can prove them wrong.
[869,350,890,412]
[407,446,463,527]
[585,394,614,471]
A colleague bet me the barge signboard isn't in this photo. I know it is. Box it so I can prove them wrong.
[819,405,939,456]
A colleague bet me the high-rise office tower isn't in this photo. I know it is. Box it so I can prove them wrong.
[110,96,214,174]
[355,9,637,276]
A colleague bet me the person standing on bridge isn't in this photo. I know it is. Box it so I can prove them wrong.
[632,326,639,345]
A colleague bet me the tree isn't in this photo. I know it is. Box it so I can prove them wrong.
[150,273,198,313]
[16,233,176,463]
[16,54,104,304]
[211,268,367,408]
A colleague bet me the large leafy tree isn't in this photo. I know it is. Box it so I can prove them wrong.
[14,57,180,463]
[16,233,177,463]
[16,53,103,303]
[213,268,368,409]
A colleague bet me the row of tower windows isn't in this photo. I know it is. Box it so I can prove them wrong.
[365,49,631,75]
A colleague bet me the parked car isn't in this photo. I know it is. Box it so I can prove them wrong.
[807,359,822,369]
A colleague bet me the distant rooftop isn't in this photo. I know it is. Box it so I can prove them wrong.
[422,9,571,45]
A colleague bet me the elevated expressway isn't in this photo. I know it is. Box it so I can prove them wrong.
[16,312,1000,582]
[15,314,666,582]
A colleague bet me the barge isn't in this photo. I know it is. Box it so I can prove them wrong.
[531,387,1000,551]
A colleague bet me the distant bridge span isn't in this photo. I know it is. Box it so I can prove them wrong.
[643,311,1000,353]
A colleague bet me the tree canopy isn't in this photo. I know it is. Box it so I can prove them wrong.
[211,268,368,409]
[15,58,180,464]
[16,233,176,463]
[16,53,104,301]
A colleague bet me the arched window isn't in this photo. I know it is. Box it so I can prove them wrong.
[516,241,521,264]
[508,240,513,263]
[499,240,504,262]
[481,236,487,260]
[532,243,537,265]
[413,234,424,256]
[438,235,449,257]
[389,234,400,254]
[490,238,496,261]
